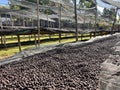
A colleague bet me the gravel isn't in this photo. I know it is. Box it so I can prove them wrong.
[0,35,120,90]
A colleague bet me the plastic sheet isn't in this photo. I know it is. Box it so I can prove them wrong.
[1,33,120,66]
[102,0,120,8]
[99,33,120,90]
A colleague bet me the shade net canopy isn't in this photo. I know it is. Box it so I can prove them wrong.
[0,0,105,35]
[102,0,120,8]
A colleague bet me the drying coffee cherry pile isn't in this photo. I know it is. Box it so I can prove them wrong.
[0,36,119,90]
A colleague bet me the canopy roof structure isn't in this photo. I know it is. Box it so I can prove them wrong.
[0,0,97,25]
[1,0,119,52]
[102,0,120,8]
[0,0,111,35]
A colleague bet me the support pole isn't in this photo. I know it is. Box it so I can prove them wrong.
[26,18,29,27]
[0,37,3,45]
[81,34,83,41]
[90,32,92,39]
[37,0,40,47]
[23,16,25,27]
[10,13,14,38]
[29,35,31,41]
[5,14,7,26]
[47,12,49,27]
[32,18,34,27]
[19,17,21,26]
[89,16,92,39]
[1,15,6,47]
[94,0,97,37]
[49,34,51,39]
[34,34,37,48]
[94,7,97,32]
[3,35,6,47]
[83,11,86,30]
[10,13,14,27]
[111,8,118,34]
[58,4,62,43]
[74,0,78,42]
[0,15,3,44]
[17,35,22,52]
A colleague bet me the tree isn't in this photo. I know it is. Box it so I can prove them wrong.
[102,8,116,21]
[79,0,96,8]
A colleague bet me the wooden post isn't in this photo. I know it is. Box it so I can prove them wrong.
[34,34,37,48]
[0,14,2,28]
[19,17,21,26]
[47,12,49,27]
[29,35,31,41]
[94,1,97,36]
[74,0,78,42]
[37,0,40,47]
[111,8,118,34]
[0,37,3,45]
[90,32,92,39]
[89,16,92,39]
[17,35,22,52]
[3,35,6,47]
[43,20,45,27]
[50,22,52,28]
[9,13,13,38]
[0,15,3,44]
[88,16,91,31]
[5,14,8,26]
[94,8,97,32]
[26,18,29,27]
[32,18,34,27]
[49,34,51,39]
[59,32,61,43]
[23,16,25,27]
[83,11,86,30]
[10,13,14,27]
[81,34,83,41]
[58,4,62,43]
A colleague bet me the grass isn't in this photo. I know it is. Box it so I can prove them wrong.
[0,34,91,60]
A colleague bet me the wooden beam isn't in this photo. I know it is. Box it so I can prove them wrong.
[90,33,92,39]
[37,0,40,47]
[94,8,97,32]
[10,13,14,27]
[81,34,83,41]
[1,36,3,44]
[0,15,3,44]
[94,0,97,32]
[49,34,51,39]
[32,18,34,27]
[111,8,118,34]
[59,32,61,43]
[17,35,22,52]
[34,34,37,48]
[74,0,78,42]
[19,17,21,26]
[23,16,25,27]
[58,4,62,43]
[3,35,6,47]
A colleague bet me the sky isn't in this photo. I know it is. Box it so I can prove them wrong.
[0,0,8,5]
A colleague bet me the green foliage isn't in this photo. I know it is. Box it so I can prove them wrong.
[44,9,53,15]
[102,8,116,21]
[10,5,21,10]
[79,0,96,8]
